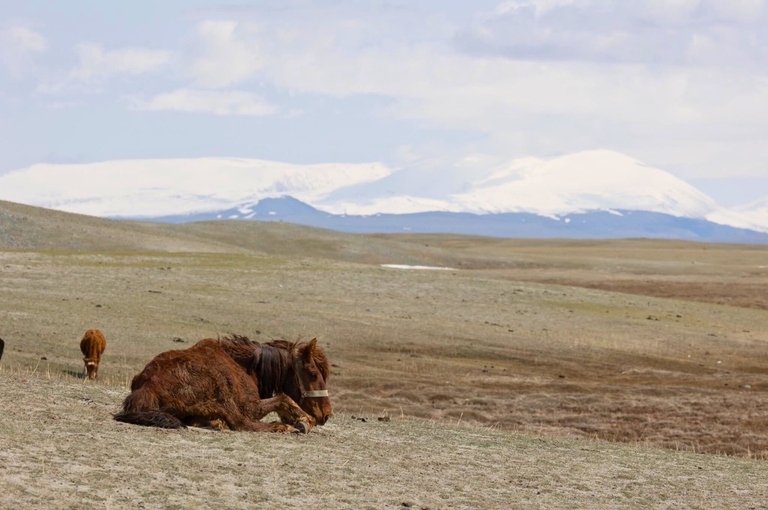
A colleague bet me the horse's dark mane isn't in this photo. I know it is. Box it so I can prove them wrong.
[222,334,257,347]
[216,334,260,372]
[308,342,330,381]
[257,344,290,398]
[219,335,330,397]
[265,339,330,381]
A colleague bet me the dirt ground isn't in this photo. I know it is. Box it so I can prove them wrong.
[531,278,768,310]
[1,373,766,509]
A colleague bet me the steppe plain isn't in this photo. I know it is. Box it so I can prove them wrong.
[1,199,767,509]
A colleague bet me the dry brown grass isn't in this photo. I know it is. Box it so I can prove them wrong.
[1,371,767,509]
[1,243,767,459]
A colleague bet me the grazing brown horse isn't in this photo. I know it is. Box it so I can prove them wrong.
[80,329,106,379]
[114,335,332,433]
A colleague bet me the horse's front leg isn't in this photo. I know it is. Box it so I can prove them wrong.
[256,394,315,433]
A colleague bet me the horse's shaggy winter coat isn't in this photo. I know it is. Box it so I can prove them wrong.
[114,335,331,433]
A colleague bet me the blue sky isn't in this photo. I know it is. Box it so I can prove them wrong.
[2,0,768,206]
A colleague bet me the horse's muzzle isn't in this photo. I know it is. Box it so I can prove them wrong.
[318,412,332,426]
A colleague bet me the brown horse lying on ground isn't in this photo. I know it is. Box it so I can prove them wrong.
[80,328,106,379]
[114,335,332,433]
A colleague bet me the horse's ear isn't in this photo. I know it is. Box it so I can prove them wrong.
[302,338,318,359]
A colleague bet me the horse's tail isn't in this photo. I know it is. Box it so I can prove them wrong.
[114,385,185,429]
[113,410,184,429]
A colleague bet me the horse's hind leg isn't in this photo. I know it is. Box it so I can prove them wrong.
[186,417,229,430]
[178,402,297,433]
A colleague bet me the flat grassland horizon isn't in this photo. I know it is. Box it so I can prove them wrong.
[1,199,768,508]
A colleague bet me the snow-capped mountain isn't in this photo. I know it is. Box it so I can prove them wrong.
[0,150,765,236]
[140,195,768,244]
[458,151,718,218]
[316,151,764,231]
[0,158,392,218]
[733,196,768,229]
[319,151,721,218]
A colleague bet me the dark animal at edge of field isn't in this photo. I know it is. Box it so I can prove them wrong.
[114,335,332,433]
[80,329,106,380]
[0,337,4,362]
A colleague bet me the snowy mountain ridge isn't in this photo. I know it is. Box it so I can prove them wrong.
[0,157,392,218]
[0,150,765,234]
[733,196,768,229]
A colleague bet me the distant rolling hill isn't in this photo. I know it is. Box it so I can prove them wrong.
[140,196,768,245]
[0,199,462,267]
[4,198,768,284]
[0,199,220,252]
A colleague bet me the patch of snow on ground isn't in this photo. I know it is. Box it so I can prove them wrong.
[381,264,456,271]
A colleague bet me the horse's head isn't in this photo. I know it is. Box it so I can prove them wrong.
[83,357,99,379]
[291,339,332,425]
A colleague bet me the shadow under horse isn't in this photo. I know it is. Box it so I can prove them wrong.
[114,335,332,433]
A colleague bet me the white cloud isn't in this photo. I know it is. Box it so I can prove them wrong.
[68,43,171,83]
[6,3,768,181]
[0,26,47,77]
[465,0,768,68]
[235,4,766,177]
[640,0,765,24]
[113,6,768,177]
[4,26,47,52]
[37,42,173,94]
[190,20,265,89]
[262,33,767,124]
[494,0,765,25]
[135,88,277,116]
[643,0,703,24]
[710,0,765,21]
[496,0,576,17]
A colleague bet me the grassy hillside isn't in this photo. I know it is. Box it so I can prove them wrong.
[2,199,768,507]
[0,200,228,252]
[0,199,454,265]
